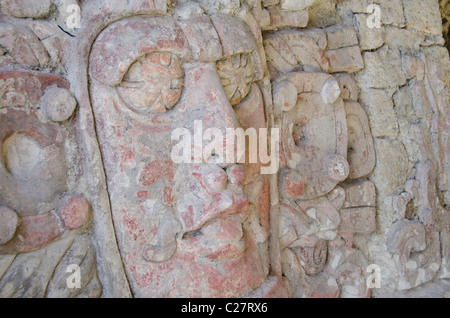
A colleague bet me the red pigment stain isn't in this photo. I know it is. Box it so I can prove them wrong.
[119,146,135,172]
[121,210,144,242]
[136,191,149,203]
[194,68,205,81]
[181,205,195,230]
[139,160,174,186]
[163,187,174,205]
[200,193,222,220]
[206,91,215,103]
[283,177,305,198]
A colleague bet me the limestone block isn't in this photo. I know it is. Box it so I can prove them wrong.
[325,46,364,73]
[281,0,315,11]
[393,85,416,120]
[370,139,413,196]
[341,180,377,208]
[384,27,424,51]
[339,207,377,235]
[356,46,407,88]
[359,88,399,138]
[325,25,359,50]
[403,0,444,35]
[376,0,406,27]
[307,0,340,28]
[264,7,309,30]
[264,30,330,77]
[187,0,241,15]
[262,0,280,7]
[355,14,385,51]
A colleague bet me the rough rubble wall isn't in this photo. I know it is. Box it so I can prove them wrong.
[329,0,450,296]
[0,0,448,298]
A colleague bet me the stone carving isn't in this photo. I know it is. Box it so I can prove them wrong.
[266,18,378,297]
[0,0,448,298]
[0,70,100,297]
[387,53,450,290]
[388,220,441,290]
[88,10,284,298]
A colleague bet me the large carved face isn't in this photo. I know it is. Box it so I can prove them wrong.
[89,14,271,297]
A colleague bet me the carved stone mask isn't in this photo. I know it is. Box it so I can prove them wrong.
[89,13,270,297]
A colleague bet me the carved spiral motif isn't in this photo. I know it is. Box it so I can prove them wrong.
[297,239,328,276]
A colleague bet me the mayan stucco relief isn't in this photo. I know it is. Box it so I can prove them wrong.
[0,0,449,298]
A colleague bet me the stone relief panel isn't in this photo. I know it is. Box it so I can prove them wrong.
[264,20,377,298]
[0,0,448,298]
[88,12,286,297]
[0,70,100,297]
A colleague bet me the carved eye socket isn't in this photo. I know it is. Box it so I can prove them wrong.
[117,52,184,114]
[217,53,254,106]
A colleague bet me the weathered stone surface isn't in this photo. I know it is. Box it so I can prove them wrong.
[442,0,450,52]
[376,0,406,27]
[359,88,399,138]
[0,0,448,299]
[325,25,359,50]
[370,138,413,196]
[339,207,376,235]
[265,7,309,30]
[41,86,77,122]
[281,0,315,11]
[356,46,407,88]
[0,207,19,245]
[355,14,385,51]
[0,23,50,69]
[440,229,450,278]
[277,72,348,200]
[179,16,223,62]
[341,180,376,208]
[0,0,53,18]
[264,29,330,77]
[388,220,442,290]
[403,0,444,35]
[325,46,364,73]
[307,0,340,28]
[334,72,360,100]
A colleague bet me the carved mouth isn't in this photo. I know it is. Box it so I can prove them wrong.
[182,217,246,261]
[180,188,249,261]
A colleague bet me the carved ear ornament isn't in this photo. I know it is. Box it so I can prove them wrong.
[117,52,184,114]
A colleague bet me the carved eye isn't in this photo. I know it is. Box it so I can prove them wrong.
[117,52,184,114]
[217,53,254,106]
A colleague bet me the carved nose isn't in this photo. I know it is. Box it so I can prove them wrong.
[184,62,242,167]
[202,164,246,194]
